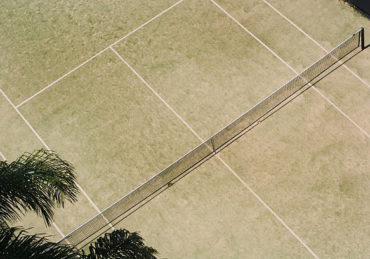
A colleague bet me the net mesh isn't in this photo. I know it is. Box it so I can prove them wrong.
[59,28,363,248]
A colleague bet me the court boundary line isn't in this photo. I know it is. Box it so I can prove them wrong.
[109,47,201,139]
[110,47,319,259]
[0,149,67,240]
[0,87,112,240]
[1,0,184,241]
[261,0,370,90]
[3,0,362,251]
[15,0,184,108]
[211,0,369,139]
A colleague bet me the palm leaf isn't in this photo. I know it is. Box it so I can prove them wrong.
[0,226,80,259]
[83,229,158,259]
[0,149,79,225]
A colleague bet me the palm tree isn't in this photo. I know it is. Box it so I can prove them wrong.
[0,227,79,259]
[83,229,157,259]
[0,149,79,226]
[0,149,158,258]
[0,227,158,259]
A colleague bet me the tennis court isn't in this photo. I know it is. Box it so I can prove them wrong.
[1,0,369,257]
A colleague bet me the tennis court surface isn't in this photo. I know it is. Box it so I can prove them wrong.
[1,0,369,257]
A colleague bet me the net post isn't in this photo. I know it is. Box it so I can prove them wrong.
[360,27,365,50]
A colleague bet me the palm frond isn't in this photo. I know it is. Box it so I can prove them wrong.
[0,226,80,259]
[0,149,79,225]
[83,229,158,259]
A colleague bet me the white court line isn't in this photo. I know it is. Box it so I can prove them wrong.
[110,47,319,258]
[314,88,369,138]
[0,87,112,237]
[211,0,369,140]
[110,47,202,140]
[0,149,67,240]
[0,0,184,238]
[0,151,6,160]
[217,155,319,258]
[16,48,108,108]
[261,0,370,90]
[16,0,184,108]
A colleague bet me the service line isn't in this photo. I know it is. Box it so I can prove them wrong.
[16,0,184,108]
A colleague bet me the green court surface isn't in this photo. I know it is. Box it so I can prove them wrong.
[117,87,369,258]
[0,94,98,241]
[117,159,312,258]
[19,50,199,208]
[0,0,178,104]
[216,0,370,132]
[1,0,370,256]
[113,0,296,138]
[0,96,41,160]
[220,88,370,257]
[267,0,370,82]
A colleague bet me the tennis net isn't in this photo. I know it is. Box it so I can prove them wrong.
[59,27,364,248]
